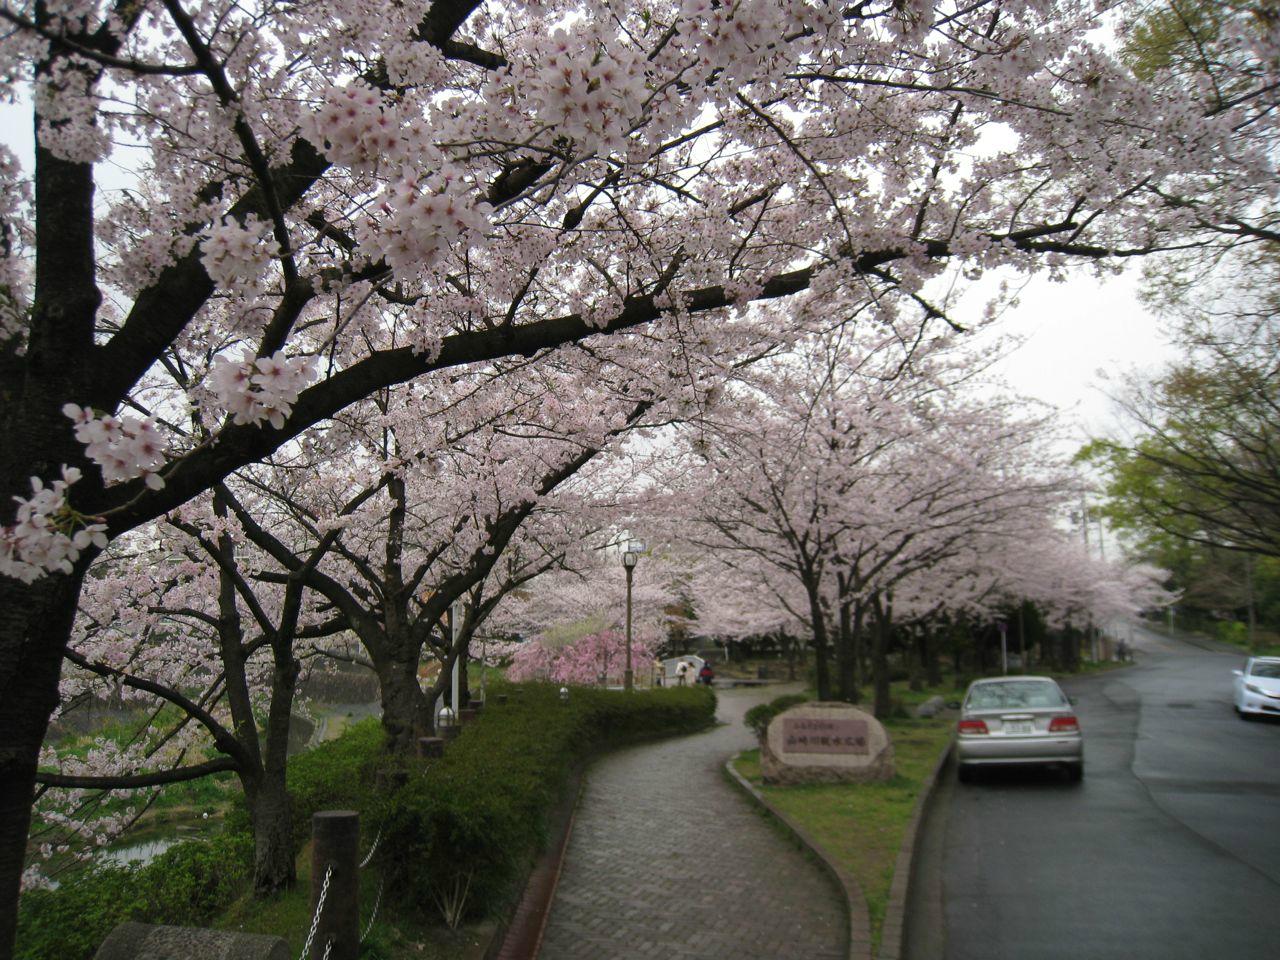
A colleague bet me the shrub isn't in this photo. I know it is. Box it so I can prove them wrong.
[285,717,386,850]
[374,682,715,922]
[16,832,252,960]
[18,683,713,954]
[743,692,811,740]
[1216,620,1248,647]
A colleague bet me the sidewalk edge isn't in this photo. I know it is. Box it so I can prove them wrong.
[724,755,873,960]
[876,739,954,960]
[487,766,587,960]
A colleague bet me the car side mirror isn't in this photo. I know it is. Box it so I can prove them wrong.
[1232,669,1243,677]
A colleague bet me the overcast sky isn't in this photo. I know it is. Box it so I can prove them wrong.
[968,266,1179,454]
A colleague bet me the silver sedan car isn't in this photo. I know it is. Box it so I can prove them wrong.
[956,676,1083,783]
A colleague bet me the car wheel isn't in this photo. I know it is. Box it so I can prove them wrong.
[1066,762,1083,783]
[957,763,974,784]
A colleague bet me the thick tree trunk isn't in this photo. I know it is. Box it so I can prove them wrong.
[458,651,470,708]
[376,653,430,754]
[836,601,860,703]
[0,574,85,960]
[924,629,943,688]
[871,598,892,721]
[250,778,296,896]
[907,627,925,692]
[804,584,832,700]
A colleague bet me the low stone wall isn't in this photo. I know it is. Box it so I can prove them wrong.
[94,923,288,960]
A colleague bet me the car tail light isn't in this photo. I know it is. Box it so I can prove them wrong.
[957,719,989,735]
[1049,715,1079,733]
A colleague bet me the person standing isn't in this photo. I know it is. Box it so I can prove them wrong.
[676,660,690,686]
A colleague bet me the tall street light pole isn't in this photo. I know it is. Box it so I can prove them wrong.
[623,542,643,692]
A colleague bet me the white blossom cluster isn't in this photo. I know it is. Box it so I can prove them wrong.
[199,215,282,296]
[0,468,106,583]
[359,173,491,278]
[63,405,168,489]
[209,349,319,429]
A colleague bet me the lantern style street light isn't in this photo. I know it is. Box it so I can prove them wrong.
[622,540,644,692]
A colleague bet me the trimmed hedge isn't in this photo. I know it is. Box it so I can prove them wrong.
[284,716,386,851]
[374,682,716,920]
[16,682,714,955]
[744,692,811,740]
[15,832,252,960]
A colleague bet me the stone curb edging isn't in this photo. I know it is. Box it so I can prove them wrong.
[723,756,874,960]
[876,739,954,960]
[486,767,587,960]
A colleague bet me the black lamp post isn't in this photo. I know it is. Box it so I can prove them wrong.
[623,542,643,692]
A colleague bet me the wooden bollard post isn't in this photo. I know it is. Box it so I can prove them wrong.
[311,811,360,960]
[496,693,508,706]
[416,736,444,758]
[458,707,479,725]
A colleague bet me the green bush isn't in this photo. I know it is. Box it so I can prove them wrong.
[743,692,810,740]
[18,683,712,954]
[285,717,386,850]
[16,832,252,960]
[374,682,715,922]
[1217,620,1248,647]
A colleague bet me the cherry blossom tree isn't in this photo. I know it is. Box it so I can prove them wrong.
[2,0,1278,947]
[507,628,660,686]
[30,489,338,896]
[662,321,1088,712]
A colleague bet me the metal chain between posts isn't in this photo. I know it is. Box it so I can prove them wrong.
[358,828,382,869]
[361,878,385,943]
[298,864,333,960]
[321,939,333,960]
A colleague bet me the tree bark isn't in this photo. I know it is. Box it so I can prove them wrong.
[249,776,296,896]
[907,626,925,693]
[871,595,893,720]
[0,574,86,960]
[804,581,832,700]
[375,651,431,755]
[836,600,860,703]
[924,627,943,688]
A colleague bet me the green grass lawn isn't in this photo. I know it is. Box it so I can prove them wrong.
[732,696,953,953]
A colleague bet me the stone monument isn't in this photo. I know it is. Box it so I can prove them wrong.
[761,701,894,785]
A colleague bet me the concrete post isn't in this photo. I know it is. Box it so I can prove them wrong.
[311,811,360,960]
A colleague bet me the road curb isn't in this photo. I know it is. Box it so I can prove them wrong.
[877,738,954,960]
[724,755,874,960]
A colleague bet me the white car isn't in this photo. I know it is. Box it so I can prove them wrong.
[1232,657,1280,719]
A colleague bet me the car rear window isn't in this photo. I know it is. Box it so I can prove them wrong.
[1250,661,1280,679]
[966,680,1067,710]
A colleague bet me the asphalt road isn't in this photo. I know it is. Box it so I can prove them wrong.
[908,625,1280,960]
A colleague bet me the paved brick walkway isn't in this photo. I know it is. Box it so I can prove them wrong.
[538,685,846,960]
